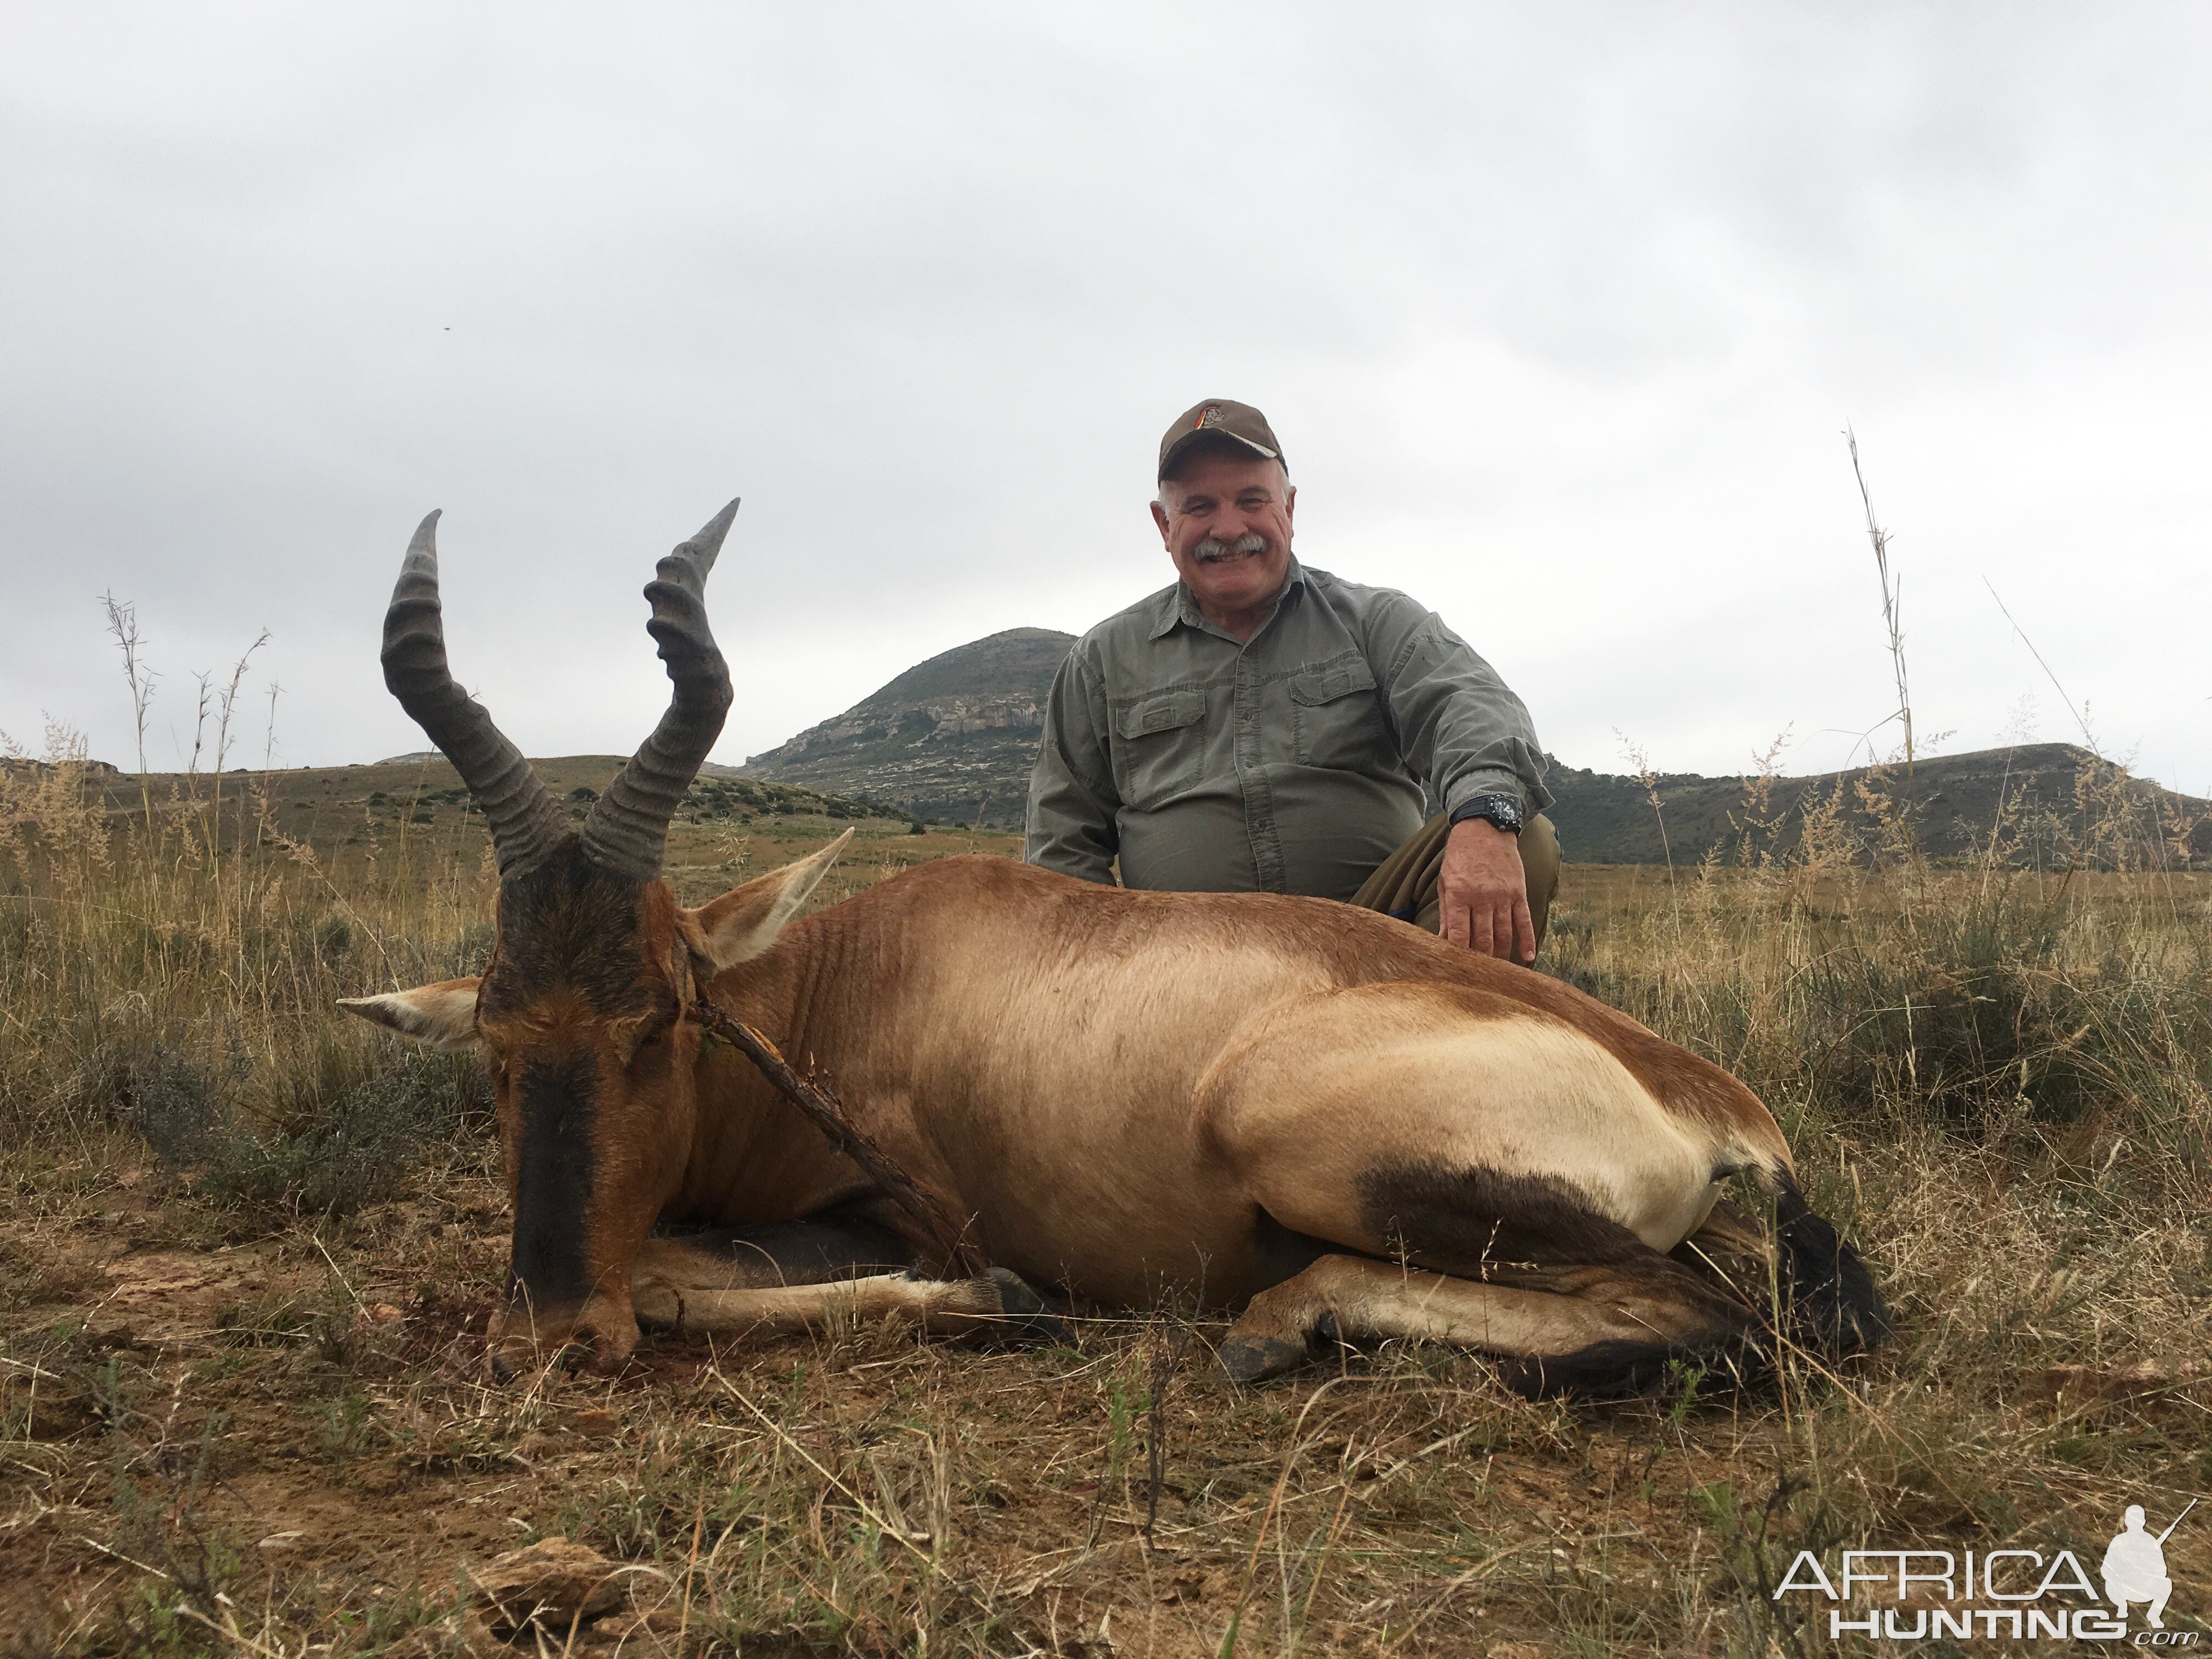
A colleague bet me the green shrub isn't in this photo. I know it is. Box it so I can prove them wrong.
[76,1036,489,1217]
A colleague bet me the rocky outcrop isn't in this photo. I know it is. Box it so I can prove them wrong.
[740,628,1075,826]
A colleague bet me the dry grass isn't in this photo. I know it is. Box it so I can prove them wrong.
[3,729,2210,1657]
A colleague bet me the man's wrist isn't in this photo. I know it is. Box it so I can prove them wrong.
[1448,793,1525,836]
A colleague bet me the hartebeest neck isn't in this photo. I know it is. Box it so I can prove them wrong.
[670,925,888,1226]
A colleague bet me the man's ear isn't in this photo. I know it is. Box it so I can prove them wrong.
[689,829,854,974]
[1150,496,1171,548]
[338,979,482,1051]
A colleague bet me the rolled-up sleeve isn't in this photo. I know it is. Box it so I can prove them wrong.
[1025,648,1122,883]
[1364,599,1552,816]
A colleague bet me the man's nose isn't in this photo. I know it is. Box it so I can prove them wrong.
[1201,508,1252,545]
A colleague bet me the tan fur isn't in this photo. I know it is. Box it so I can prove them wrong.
[1199,981,1735,1256]
[712,860,1790,1301]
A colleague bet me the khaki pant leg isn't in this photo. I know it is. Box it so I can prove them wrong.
[1348,811,1561,958]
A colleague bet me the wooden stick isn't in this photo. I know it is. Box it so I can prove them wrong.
[689,998,988,1277]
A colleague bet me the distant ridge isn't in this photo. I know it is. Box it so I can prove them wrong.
[729,629,2207,865]
[1545,744,2208,868]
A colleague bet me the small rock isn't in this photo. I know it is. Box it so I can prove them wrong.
[470,1538,629,1632]
[366,1302,405,1324]
[257,1531,308,1554]
[572,1408,620,1437]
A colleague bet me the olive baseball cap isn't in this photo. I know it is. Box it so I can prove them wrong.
[1158,399,1283,481]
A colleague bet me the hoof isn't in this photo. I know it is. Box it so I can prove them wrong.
[982,1267,1068,1347]
[1217,1334,1309,1386]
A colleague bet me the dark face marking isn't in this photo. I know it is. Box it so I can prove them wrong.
[509,1049,598,1309]
[1356,1162,1650,1273]
[476,840,674,1317]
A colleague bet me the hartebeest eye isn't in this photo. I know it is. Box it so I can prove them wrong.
[607,1012,670,1069]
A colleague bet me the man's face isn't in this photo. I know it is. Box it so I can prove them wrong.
[1152,449,1296,620]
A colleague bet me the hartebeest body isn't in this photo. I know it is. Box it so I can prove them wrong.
[345,503,1887,1393]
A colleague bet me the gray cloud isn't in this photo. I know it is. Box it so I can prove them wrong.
[3,3,2207,792]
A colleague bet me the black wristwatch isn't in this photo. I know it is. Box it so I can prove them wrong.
[1449,793,1525,835]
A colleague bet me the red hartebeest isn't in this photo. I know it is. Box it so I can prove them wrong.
[342,502,1887,1393]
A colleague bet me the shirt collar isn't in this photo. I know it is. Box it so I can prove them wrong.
[1149,556,1307,641]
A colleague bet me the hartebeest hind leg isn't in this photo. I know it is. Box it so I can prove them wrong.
[1217,1252,1761,1395]
[1199,980,1847,1395]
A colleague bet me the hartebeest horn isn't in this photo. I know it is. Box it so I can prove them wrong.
[579,499,740,879]
[381,510,567,876]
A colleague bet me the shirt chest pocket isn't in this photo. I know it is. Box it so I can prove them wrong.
[1289,658,1387,771]
[1112,690,1208,810]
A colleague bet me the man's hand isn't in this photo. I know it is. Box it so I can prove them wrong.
[1438,817,1535,962]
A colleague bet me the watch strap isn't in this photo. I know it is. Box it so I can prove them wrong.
[1449,793,1525,834]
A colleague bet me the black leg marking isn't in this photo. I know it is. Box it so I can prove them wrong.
[977,1267,1068,1347]
[1357,1162,1650,1273]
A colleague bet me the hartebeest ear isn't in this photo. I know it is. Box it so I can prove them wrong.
[689,830,854,973]
[337,979,483,1051]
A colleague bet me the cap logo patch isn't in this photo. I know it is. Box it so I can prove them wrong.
[1195,405,1222,431]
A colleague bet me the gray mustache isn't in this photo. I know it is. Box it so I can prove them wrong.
[1194,534,1268,563]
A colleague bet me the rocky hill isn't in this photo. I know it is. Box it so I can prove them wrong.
[740,628,1076,827]
[737,629,2207,865]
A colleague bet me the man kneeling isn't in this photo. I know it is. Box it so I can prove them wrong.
[1026,398,1558,961]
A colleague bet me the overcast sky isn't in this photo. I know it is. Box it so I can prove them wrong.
[4,4,2207,793]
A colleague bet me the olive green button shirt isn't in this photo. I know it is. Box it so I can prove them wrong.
[1024,560,1551,900]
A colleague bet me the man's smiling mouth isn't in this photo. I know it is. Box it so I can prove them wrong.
[1195,535,1268,564]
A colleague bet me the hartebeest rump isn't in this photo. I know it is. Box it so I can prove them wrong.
[342,502,1887,1393]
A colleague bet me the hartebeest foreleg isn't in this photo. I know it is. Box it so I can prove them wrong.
[628,1235,1063,1345]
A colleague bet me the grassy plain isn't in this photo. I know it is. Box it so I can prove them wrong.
[3,744,2209,1656]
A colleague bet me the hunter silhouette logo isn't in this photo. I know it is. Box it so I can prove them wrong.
[2106,1501,2193,1631]
[1772,1497,2197,1643]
